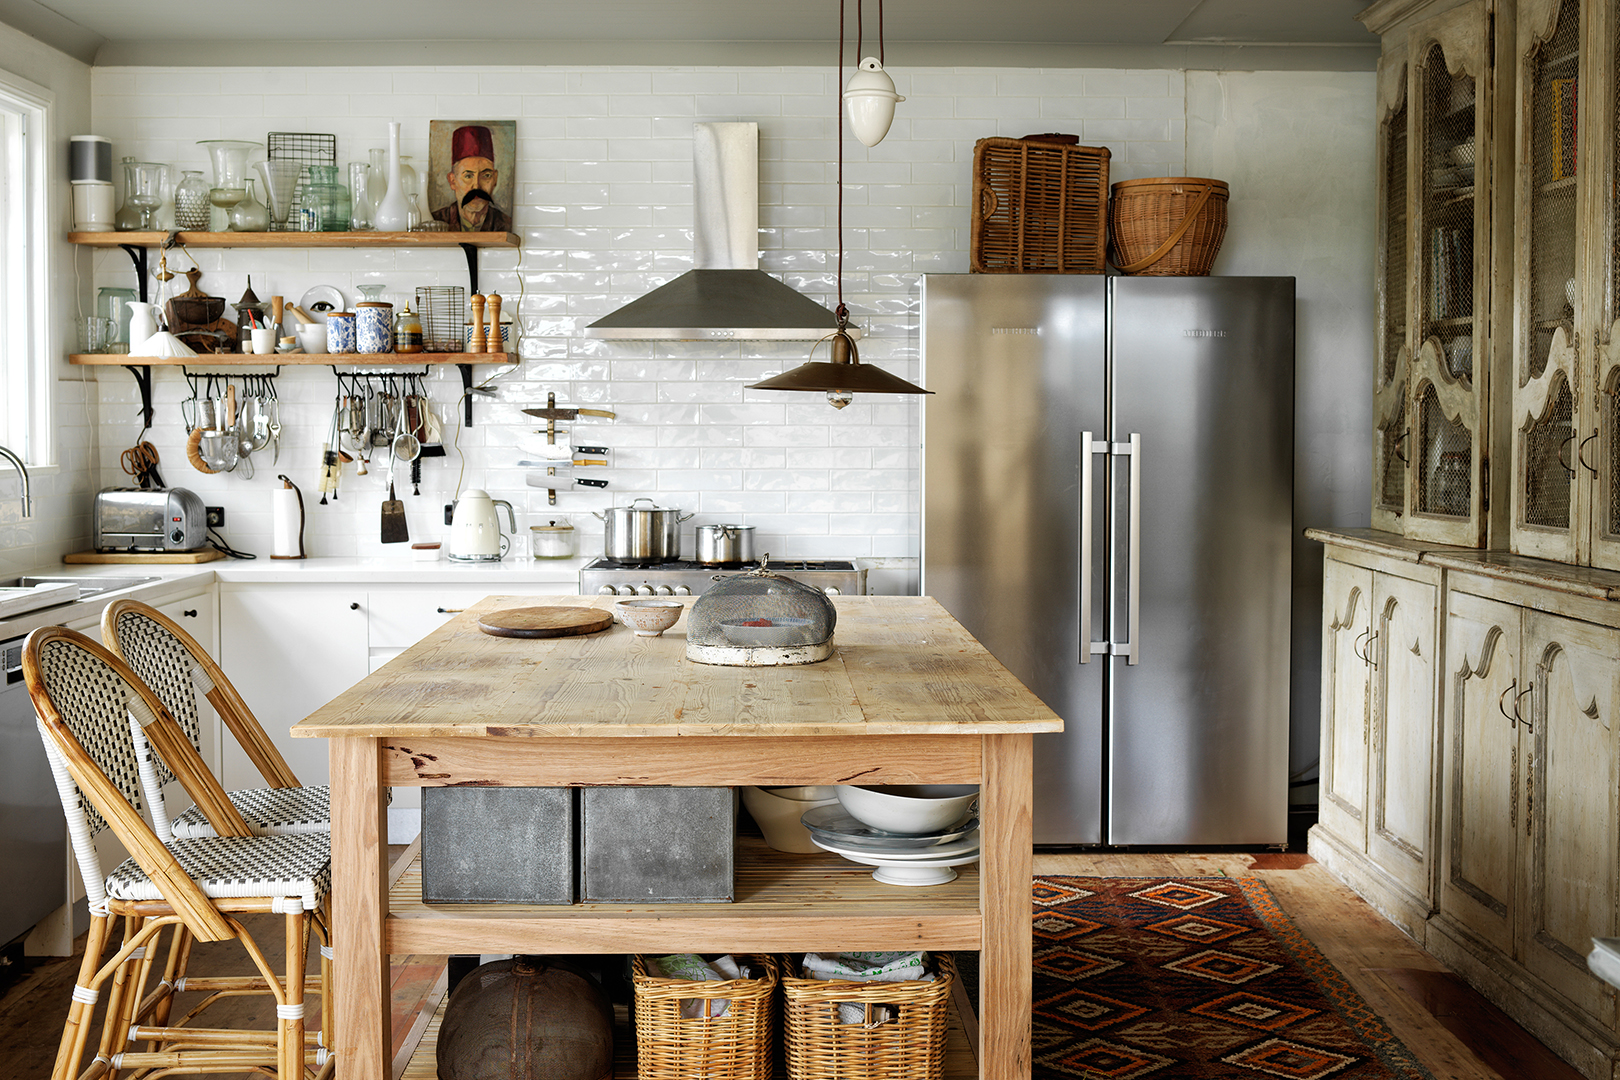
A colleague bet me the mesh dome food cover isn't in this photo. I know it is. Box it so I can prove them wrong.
[685,564,837,667]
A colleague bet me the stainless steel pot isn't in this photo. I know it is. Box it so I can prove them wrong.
[695,523,755,565]
[593,497,694,563]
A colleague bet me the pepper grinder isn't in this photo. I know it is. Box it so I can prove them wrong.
[469,293,486,353]
[486,292,502,354]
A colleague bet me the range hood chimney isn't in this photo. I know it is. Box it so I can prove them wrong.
[582,122,849,342]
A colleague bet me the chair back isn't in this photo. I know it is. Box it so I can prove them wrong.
[103,599,300,790]
[23,627,241,939]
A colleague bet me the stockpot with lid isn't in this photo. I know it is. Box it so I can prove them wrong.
[592,497,694,563]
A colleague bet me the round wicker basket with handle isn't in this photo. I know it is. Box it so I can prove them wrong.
[1108,177,1229,275]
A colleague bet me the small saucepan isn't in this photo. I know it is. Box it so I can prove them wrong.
[695,523,755,565]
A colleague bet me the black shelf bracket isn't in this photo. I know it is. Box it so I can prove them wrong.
[123,364,155,429]
[117,244,149,302]
[459,242,479,295]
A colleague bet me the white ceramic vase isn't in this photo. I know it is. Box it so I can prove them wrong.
[372,122,411,232]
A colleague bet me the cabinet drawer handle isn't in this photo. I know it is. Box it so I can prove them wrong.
[1499,679,1518,724]
[182,609,198,618]
[1514,683,1535,730]
[1557,435,1576,477]
[350,602,361,611]
[1393,428,1409,465]
[1363,630,1378,670]
[1577,432,1599,477]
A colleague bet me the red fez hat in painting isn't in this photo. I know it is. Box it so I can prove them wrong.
[450,125,495,163]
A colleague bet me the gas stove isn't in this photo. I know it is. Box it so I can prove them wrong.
[580,558,865,597]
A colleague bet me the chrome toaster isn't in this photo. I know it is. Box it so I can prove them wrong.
[93,487,208,553]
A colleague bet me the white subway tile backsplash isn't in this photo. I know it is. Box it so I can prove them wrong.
[75,60,1236,567]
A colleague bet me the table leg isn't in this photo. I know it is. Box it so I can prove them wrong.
[330,736,390,1078]
[980,733,1033,1080]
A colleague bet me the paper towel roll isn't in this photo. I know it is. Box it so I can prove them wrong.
[271,485,305,559]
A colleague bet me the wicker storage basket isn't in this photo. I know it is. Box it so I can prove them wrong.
[782,953,955,1080]
[971,136,1110,273]
[632,953,780,1080]
[1108,176,1229,275]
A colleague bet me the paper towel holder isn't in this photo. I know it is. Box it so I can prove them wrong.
[271,474,306,560]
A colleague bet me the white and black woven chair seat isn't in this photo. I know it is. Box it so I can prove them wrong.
[104,833,331,911]
[169,785,331,839]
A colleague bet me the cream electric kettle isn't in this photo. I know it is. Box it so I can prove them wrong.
[448,489,516,562]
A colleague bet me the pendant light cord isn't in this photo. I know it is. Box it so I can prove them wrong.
[837,0,884,323]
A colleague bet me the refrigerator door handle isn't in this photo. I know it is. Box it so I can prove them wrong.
[1118,432,1141,665]
[1079,431,1109,664]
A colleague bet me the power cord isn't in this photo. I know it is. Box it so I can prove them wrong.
[207,526,256,560]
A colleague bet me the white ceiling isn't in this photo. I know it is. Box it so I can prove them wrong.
[0,0,1380,68]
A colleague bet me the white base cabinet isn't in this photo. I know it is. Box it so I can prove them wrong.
[219,582,534,841]
[1310,529,1620,1080]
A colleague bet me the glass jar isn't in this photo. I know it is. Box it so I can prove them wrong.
[398,155,422,229]
[530,520,576,559]
[114,157,144,231]
[226,178,270,232]
[303,165,351,232]
[347,161,374,231]
[394,303,423,353]
[174,169,212,229]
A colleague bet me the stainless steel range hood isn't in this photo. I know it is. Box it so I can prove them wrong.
[583,122,849,342]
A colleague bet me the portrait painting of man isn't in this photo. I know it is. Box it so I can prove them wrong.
[427,120,516,233]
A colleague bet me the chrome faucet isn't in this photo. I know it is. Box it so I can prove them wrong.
[0,444,32,518]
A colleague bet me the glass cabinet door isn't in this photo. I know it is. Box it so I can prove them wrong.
[1592,0,1620,570]
[1405,7,1493,547]
[1373,50,1411,534]
[1511,0,1583,563]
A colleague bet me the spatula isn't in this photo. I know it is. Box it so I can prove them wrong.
[381,478,409,543]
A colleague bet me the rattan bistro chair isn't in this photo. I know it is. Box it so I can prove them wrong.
[103,599,330,839]
[24,626,334,1080]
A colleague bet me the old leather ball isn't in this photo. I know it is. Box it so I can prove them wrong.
[437,957,614,1080]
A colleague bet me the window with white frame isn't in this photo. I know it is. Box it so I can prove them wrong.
[0,70,52,464]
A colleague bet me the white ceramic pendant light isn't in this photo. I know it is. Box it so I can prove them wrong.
[748,0,929,409]
[844,57,905,147]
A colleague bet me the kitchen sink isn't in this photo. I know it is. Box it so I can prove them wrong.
[0,575,161,620]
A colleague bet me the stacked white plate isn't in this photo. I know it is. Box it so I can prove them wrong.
[801,804,980,886]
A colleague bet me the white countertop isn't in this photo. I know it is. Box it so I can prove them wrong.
[0,555,593,640]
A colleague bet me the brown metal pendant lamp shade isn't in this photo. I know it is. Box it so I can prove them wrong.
[747,0,930,409]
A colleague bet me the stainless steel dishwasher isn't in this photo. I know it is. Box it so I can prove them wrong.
[0,634,65,946]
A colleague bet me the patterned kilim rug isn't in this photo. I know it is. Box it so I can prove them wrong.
[1028,877,1435,1079]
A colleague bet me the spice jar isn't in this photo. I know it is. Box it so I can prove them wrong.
[393,303,423,353]
[530,519,575,559]
[356,301,393,353]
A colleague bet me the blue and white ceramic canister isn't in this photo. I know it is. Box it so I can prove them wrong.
[356,302,393,354]
[326,311,357,354]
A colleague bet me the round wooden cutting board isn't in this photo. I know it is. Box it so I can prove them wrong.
[477,606,615,639]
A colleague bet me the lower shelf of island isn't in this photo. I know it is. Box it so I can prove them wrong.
[387,836,984,956]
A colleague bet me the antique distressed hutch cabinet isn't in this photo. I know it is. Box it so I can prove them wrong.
[1313,1,1620,1078]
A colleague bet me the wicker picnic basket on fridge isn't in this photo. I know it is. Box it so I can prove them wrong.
[631,953,780,1080]
[782,952,955,1080]
[971,135,1110,273]
[1108,176,1229,275]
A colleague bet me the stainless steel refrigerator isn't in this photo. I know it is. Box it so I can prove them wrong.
[921,274,1294,846]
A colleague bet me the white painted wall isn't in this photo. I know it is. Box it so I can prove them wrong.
[1187,69,1376,796]
[0,24,96,580]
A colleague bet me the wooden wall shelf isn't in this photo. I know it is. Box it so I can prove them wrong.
[68,230,518,248]
[69,352,510,366]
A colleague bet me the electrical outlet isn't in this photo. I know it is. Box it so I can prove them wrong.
[205,506,226,528]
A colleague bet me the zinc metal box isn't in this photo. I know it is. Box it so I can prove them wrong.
[581,786,736,902]
[421,786,576,904]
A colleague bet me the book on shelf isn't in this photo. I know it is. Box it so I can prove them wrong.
[1552,77,1578,180]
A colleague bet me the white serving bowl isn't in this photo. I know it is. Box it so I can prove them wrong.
[760,785,840,802]
[835,784,980,835]
[615,599,684,637]
[741,785,839,853]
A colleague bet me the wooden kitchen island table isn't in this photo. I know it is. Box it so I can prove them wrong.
[292,594,1062,1080]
